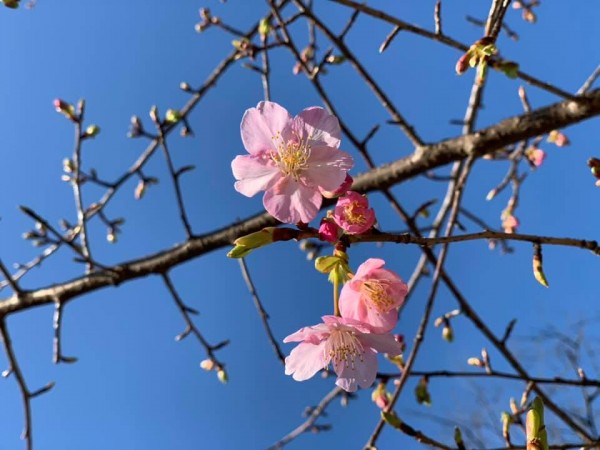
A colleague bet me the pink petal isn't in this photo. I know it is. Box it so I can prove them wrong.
[240,101,291,155]
[264,178,322,224]
[284,342,326,381]
[353,258,385,281]
[283,323,330,344]
[339,285,397,333]
[334,348,378,392]
[360,333,404,356]
[232,154,281,197]
[305,146,354,191]
[297,107,342,148]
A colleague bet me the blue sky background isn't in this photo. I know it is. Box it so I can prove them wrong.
[0,1,598,449]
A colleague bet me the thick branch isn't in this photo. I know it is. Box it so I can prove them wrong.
[1,89,599,317]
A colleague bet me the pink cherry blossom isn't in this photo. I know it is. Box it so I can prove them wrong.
[333,191,376,235]
[283,315,403,392]
[231,101,354,224]
[339,258,408,333]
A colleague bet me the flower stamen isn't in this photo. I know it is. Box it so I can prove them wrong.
[325,329,364,370]
[360,279,395,313]
[270,132,311,180]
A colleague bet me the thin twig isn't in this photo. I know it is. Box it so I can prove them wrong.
[161,273,228,372]
[1,319,33,450]
[70,102,94,272]
[267,386,344,450]
[238,258,285,363]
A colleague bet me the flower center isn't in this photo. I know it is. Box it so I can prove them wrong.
[324,328,364,369]
[270,132,310,180]
[343,201,367,225]
[360,279,395,313]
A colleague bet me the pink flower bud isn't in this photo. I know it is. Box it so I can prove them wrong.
[502,214,519,234]
[318,218,340,243]
[526,147,545,167]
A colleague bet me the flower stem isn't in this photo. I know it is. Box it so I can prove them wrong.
[333,277,341,316]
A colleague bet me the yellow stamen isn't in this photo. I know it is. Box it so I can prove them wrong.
[270,132,311,180]
[343,201,367,225]
[360,279,395,313]
[325,329,364,370]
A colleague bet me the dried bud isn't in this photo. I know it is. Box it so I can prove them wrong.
[128,115,143,138]
[415,377,431,406]
[532,244,549,287]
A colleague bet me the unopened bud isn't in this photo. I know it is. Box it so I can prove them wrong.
[467,357,483,367]
[107,230,117,243]
[134,180,146,200]
[547,129,570,147]
[165,109,182,124]
[84,124,100,138]
[53,98,76,121]
[258,17,271,38]
[128,115,143,138]
[179,81,191,92]
[149,105,159,123]
[63,158,75,173]
[326,55,346,65]
[217,369,228,384]
[200,359,216,371]
[442,325,453,342]
[228,227,278,258]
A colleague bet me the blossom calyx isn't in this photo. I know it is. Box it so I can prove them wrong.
[228,227,297,258]
[314,252,351,284]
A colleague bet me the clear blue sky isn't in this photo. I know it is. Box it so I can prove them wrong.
[0,1,598,449]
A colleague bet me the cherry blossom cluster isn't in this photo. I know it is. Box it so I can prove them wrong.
[230,101,407,393]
